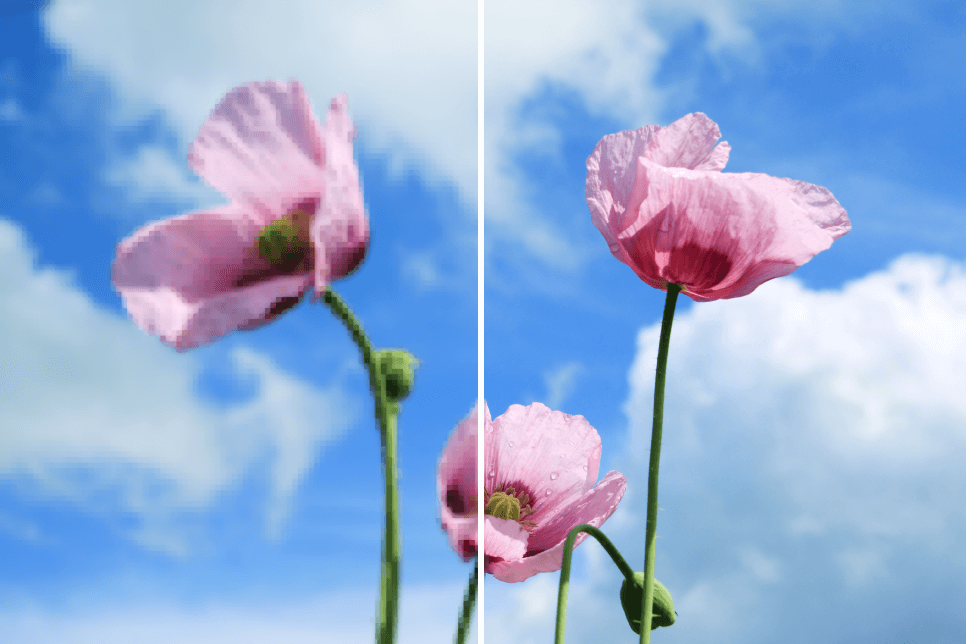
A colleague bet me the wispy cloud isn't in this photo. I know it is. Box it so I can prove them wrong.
[483,0,921,293]
[542,361,583,411]
[0,218,360,556]
[1,582,477,644]
[42,0,476,205]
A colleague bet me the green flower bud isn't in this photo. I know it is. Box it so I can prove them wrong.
[376,350,419,401]
[620,573,676,633]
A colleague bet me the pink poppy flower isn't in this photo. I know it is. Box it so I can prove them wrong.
[484,401,627,583]
[586,113,850,302]
[112,80,369,351]
[438,403,479,561]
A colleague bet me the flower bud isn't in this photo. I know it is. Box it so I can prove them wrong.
[376,350,419,401]
[619,573,676,633]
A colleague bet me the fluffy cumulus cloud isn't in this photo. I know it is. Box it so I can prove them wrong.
[485,253,966,643]
[0,218,359,555]
[41,0,476,204]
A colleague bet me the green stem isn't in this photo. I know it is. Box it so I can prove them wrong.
[640,283,681,644]
[554,524,637,644]
[322,287,400,644]
[455,560,478,644]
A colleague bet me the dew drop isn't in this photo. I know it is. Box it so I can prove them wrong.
[582,465,588,472]
[545,489,552,496]
[508,441,515,447]
[488,470,495,477]
[550,472,559,480]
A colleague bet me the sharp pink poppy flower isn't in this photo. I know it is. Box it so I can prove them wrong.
[112,80,369,351]
[438,403,479,561]
[586,113,851,302]
[484,401,627,583]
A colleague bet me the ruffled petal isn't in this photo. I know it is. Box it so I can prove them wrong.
[644,112,731,171]
[438,404,479,561]
[484,515,528,565]
[112,202,313,350]
[311,94,370,293]
[487,471,626,583]
[586,113,730,256]
[188,80,327,223]
[616,158,850,301]
[526,470,627,554]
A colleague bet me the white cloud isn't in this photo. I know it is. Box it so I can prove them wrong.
[0,97,23,121]
[42,0,476,205]
[486,253,966,642]
[542,361,583,411]
[0,218,360,555]
[1,582,476,644]
[484,0,667,284]
[402,249,443,290]
[104,144,224,210]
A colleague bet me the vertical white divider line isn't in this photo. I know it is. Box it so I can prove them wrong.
[477,0,485,640]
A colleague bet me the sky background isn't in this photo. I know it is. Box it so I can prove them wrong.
[484,1,966,644]
[4,1,966,643]
[0,1,476,643]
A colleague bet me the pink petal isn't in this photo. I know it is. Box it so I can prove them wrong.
[438,403,479,561]
[311,94,369,294]
[484,515,528,564]
[112,203,312,351]
[586,113,730,256]
[486,403,601,521]
[644,112,731,172]
[188,80,327,224]
[487,471,627,583]
[445,515,479,561]
[615,157,850,301]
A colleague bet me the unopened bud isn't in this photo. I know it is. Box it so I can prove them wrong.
[620,573,676,633]
[376,350,419,401]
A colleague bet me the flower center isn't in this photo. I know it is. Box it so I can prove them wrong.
[483,484,537,530]
[245,208,314,274]
[485,491,521,521]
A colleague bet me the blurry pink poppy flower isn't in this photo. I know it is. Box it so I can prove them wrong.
[484,401,627,583]
[586,113,850,302]
[112,80,369,351]
[438,403,479,561]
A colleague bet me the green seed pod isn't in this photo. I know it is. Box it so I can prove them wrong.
[484,491,521,521]
[376,350,419,401]
[619,573,676,633]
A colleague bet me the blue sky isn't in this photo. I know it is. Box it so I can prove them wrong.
[484,1,966,643]
[0,1,476,643]
[4,1,966,643]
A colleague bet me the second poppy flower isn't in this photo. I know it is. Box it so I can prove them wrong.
[484,402,627,583]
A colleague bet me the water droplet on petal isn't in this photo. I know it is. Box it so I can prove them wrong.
[545,489,552,496]
[508,441,515,447]
[550,472,559,480]
[488,470,495,477]
[582,465,588,471]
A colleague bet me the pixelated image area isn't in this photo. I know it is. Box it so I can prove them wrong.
[0,0,49,17]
